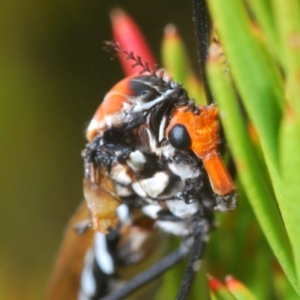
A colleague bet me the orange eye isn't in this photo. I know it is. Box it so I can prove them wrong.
[168,124,191,150]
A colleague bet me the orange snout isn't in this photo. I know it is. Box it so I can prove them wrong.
[166,104,234,196]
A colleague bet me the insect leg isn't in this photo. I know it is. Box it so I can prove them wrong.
[99,237,194,300]
[176,230,206,300]
[191,0,213,104]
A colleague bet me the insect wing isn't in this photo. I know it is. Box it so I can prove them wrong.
[83,166,121,233]
[46,201,93,300]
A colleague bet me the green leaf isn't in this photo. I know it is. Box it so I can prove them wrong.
[246,0,280,62]
[225,276,258,300]
[274,263,300,300]
[161,24,190,83]
[207,0,284,189]
[161,24,206,104]
[273,0,300,115]
[280,108,300,288]
[273,2,300,286]
[206,45,297,293]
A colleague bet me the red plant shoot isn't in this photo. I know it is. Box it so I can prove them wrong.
[110,8,156,75]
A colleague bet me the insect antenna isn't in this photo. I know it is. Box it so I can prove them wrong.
[191,0,213,104]
[104,41,156,74]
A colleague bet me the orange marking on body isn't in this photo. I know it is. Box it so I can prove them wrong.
[202,153,234,196]
[167,104,234,196]
[86,74,140,142]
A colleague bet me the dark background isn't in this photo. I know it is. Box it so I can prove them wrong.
[0,1,199,299]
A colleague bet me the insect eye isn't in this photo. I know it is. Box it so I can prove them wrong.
[168,124,191,150]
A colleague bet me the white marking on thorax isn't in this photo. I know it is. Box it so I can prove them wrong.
[132,181,148,198]
[104,111,127,129]
[168,160,200,180]
[139,171,169,198]
[159,143,176,158]
[143,124,159,154]
[132,88,175,113]
[114,183,133,197]
[80,249,96,298]
[116,204,131,225]
[94,232,114,275]
[165,200,199,218]
[126,150,146,172]
[156,220,191,236]
[158,115,167,142]
[110,164,132,185]
[142,204,162,219]
[86,119,104,136]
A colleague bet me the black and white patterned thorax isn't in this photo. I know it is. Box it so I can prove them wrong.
[83,72,216,236]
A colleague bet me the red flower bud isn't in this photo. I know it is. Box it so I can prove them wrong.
[110,8,156,75]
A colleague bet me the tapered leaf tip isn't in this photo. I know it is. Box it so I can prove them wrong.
[164,23,178,38]
[110,7,126,22]
[225,275,238,289]
[207,274,223,291]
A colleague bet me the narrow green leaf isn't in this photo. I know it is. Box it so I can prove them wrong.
[246,0,280,61]
[161,24,192,83]
[225,276,258,300]
[280,108,300,288]
[273,3,300,286]
[274,265,300,300]
[206,47,297,293]
[208,0,284,188]
[252,0,300,289]
[161,24,205,104]
[184,74,206,106]
[273,0,300,116]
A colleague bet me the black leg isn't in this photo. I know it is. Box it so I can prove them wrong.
[99,237,194,300]
[176,230,206,300]
[191,0,213,104]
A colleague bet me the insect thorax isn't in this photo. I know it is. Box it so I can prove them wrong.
[83,76,216,236]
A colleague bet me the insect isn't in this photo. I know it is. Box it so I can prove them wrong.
[47,56,236,300]
[47,3,237,300]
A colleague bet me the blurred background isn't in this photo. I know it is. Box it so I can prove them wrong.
[0,1,200,299]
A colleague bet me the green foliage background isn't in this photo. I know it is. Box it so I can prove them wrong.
[1,0,300,299]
